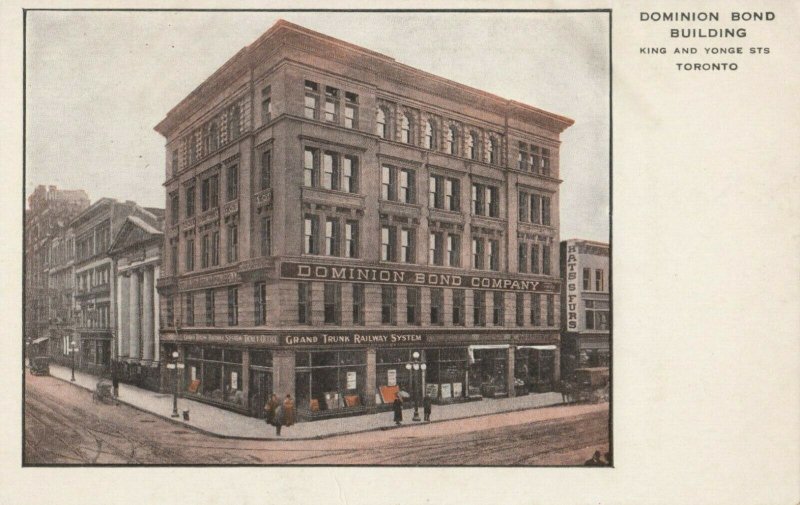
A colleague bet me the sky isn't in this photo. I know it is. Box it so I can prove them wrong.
[26,10,609,242]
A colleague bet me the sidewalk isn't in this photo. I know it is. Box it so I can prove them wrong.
[47,363,568,440]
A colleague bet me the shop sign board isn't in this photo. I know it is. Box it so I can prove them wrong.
[565,243,579,330]
[346,371,357,389]
[282,332,425,346]
[387,369,397,386]
[425,383,438,398]
[441,383,452,398]
[281,261,559,293]
[161,333,280,346]
[452,382,463,398]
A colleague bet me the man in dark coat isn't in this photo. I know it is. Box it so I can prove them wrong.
[423,395,432,422]
[392,396,403,425]
[264,394,279,425]
[273,403,284,436]
[111,366,119,398]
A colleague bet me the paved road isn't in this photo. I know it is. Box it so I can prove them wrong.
[24,372,610,466]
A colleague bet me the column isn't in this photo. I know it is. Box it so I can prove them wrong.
[153,265,160,363]
[507,345,516,398]
[142,267,154,362]
[118,274,130,359]
[552,347,561,384]
[365,348,377,406]
[128,270,140,360]
[241,349,250,410]
[272,350,296,399]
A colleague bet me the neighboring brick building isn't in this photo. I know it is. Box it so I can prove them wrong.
[560,239,610,377]
[25,185,90,356]
[155,20,573,420]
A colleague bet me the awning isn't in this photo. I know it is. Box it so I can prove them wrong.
[468,344,509,363]
[31,337,49,345]
[517,345,557,351]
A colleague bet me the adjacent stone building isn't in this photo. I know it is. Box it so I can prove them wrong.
[560,239,610,377]
[155,20,572,420]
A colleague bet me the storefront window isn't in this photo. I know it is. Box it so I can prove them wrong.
[376,349,413,396]
[295,350,366,412]
[185,346,245,408]
[249,350,273,418]
[515,347,556,392]
[468,348,508,397]
[424,347,467,401]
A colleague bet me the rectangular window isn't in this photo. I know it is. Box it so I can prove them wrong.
[185,184,195,218]
[171,244,178,274]
[473,290,486,326]
[489,240,500,271]
[488,186,500,218]
[531,243,539,274]
[227,224,238,262]
[304,80,319,119]
[430,288,443,325]
[453,289,465,326]
[531,293,541,326]
[225,165,239,202]
[518,192,528,222]
[595,269,604,291]
[447,234,460,267]
[205,289,215,326]
[304,148,319,187]
[298,282,311,324]
[344,92,358,128]
[172,150,179,175]
[166,296,175,327]
[342,156,358,193]
[345,221,359,258]
[472,238,484,269]
[201,234,210,269]
[401,228,415,263]
[518,143,528,170]
[399,169,415,203]
[518,244,528,273]
[381,165,394,201]
[546,294,554,326]
[530,146,540,174]
[531,194,540,224]
[406,287,420,325]
[542,245,550,275]
[493,291,504,326]
[445,178,459,211]
[583,268,591,290]
[472,183,485,216]
[325,218,340,256]
[185,239,194,272]
[429,175,443,209]
[254,282,267,325]
[185,293,195,326]
[352,284,365,325]
[382,225,397,262]
[541,148,551,176]
[324,86,339,122]
[381,286,396,325]
[304,216,319,255]
[322,152,338,190]
[261,86,272,124]
[260,217,271,257]
[169,191,179,224]
[542,196,551,226]
[260,151,271,190]
[516,293,525,326]
[227,287,238,326]
[324,283,341,324]
[429,232,443,266]
[211,231,220,266]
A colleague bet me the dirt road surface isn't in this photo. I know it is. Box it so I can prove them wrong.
[24,372,609,465]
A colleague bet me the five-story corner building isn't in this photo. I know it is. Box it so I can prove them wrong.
[155,20,573,420]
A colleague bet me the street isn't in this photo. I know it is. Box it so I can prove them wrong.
[24,372,609,466]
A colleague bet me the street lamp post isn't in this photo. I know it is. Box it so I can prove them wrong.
[405,351,427,422]
[167,350,185,418]
[69,340,78,382]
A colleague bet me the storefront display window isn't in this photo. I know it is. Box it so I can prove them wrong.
[295,350,366,412]
[376,349,413,397]
[516,347,556,392]
[468,347,508,397]
[424,347,467,402]
[185,346,245,408]
[249,350,272,418]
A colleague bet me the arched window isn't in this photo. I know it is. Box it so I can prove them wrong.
[400,112,411,144]
[445,126,457,155]
[424,120,435,149]
[209,122,219,151]
[487,137,498,164]
[467,132,478,160]
[376,108,387,139]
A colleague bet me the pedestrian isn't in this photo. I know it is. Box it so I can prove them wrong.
[283,394,296,428]
[111,367,119,399]
[584,450,604,466]
[264,394,279,425]
[423,395,432,422]
[392,395,403,425]
[273,402,284,436]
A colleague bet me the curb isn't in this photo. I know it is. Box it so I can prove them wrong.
[46,372,595,442]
